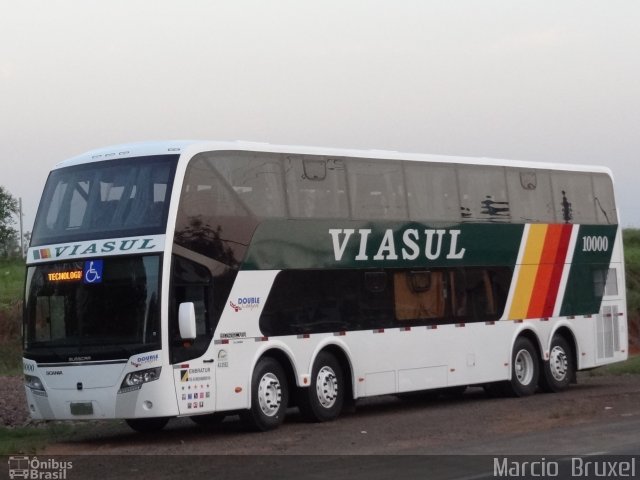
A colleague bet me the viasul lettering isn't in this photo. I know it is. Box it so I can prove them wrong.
[42,237,159,260]
[329,228,466,263]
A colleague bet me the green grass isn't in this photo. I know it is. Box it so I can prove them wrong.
[0,423,79,455]
[0,258,24,346]
[0,258,24,310]
[0,341,23,376]
[591,355,640,376]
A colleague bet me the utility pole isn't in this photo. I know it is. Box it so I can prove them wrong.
[19,197,24,258]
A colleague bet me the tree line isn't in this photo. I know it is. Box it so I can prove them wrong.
[0,186,28,258]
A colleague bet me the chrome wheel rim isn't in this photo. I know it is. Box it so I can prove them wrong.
[257,372,282,417]
[514,349,535,385]
[549,345,568,382]
[316,366,339,409]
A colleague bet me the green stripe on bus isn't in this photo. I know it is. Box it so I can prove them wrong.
[559,225,618,316]
[241,220,525,270]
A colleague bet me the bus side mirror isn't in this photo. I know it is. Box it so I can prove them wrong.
[178,302,197,340]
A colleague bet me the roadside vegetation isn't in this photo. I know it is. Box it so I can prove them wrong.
[623,229,640,353]
[0,424,79,456]
[0,257,24,375]
[592,354,640,375]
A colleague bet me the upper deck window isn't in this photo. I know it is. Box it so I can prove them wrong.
[31,155,178,247]
[348,160,408,220]
[176,149,618,246]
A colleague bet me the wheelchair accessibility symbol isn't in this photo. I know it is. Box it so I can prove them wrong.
[83,260,103,284]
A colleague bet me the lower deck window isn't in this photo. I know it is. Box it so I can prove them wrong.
[259,267,512,336]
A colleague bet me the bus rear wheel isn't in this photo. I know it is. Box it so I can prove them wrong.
[504,337,539,397]
[242,357,289,431]
[298,352,345,422]
[125,416,170,433]
[539,335,574,393]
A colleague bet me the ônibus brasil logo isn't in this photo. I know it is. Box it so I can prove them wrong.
[8,456,73,479]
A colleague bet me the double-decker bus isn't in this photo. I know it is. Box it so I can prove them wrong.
[23,141,627,432]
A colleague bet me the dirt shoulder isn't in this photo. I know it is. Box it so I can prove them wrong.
[6,372,633,456]
[1,375,28,427]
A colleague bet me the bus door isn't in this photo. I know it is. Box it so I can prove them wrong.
[170,255,216,415]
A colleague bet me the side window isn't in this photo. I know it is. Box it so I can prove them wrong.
[506,169,555,223]
[259,270,394,336]
[176,154,258,267]
[214,151,286,218]
[405,163,459,221]
[394,270,446,321]
[592,173,616,224]
[180,157,248,218]
[460,268,504,322]
[604,268,619,297]
[348,160,408,220]
[170,256,213,363]
[284,155,349,218]
[551,172,597,224]
[457,166,510,222]
[593,267,618,298]
[260,267,512,335]
[393,267,511,323]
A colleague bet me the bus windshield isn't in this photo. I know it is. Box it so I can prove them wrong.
[31,155,179,247]
[23,255,161,361]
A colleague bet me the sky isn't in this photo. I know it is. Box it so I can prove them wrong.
[2,1,640,232]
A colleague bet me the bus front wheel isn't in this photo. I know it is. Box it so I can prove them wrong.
[242,357,289,431]
[298,352,345,422]
[505,337,539,397]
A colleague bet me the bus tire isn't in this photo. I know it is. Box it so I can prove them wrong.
[505,337,539,397]
[539,335,574,393]
[125,417,170,433]
[242,357,289,431]
[298,352,345,422]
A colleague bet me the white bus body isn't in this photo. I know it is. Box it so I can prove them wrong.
[23,141,627,431]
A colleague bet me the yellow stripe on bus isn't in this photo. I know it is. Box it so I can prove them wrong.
[509,224,548,320]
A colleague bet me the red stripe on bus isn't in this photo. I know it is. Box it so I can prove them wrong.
[527,224,563,318]
[541,223,573,317]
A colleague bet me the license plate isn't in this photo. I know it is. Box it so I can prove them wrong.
[70,402,93,415]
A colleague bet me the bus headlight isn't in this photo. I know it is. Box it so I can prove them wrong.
[119,367,161,393]
[25,375,47,396]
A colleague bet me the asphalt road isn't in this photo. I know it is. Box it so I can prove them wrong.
[35,373,640,479]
